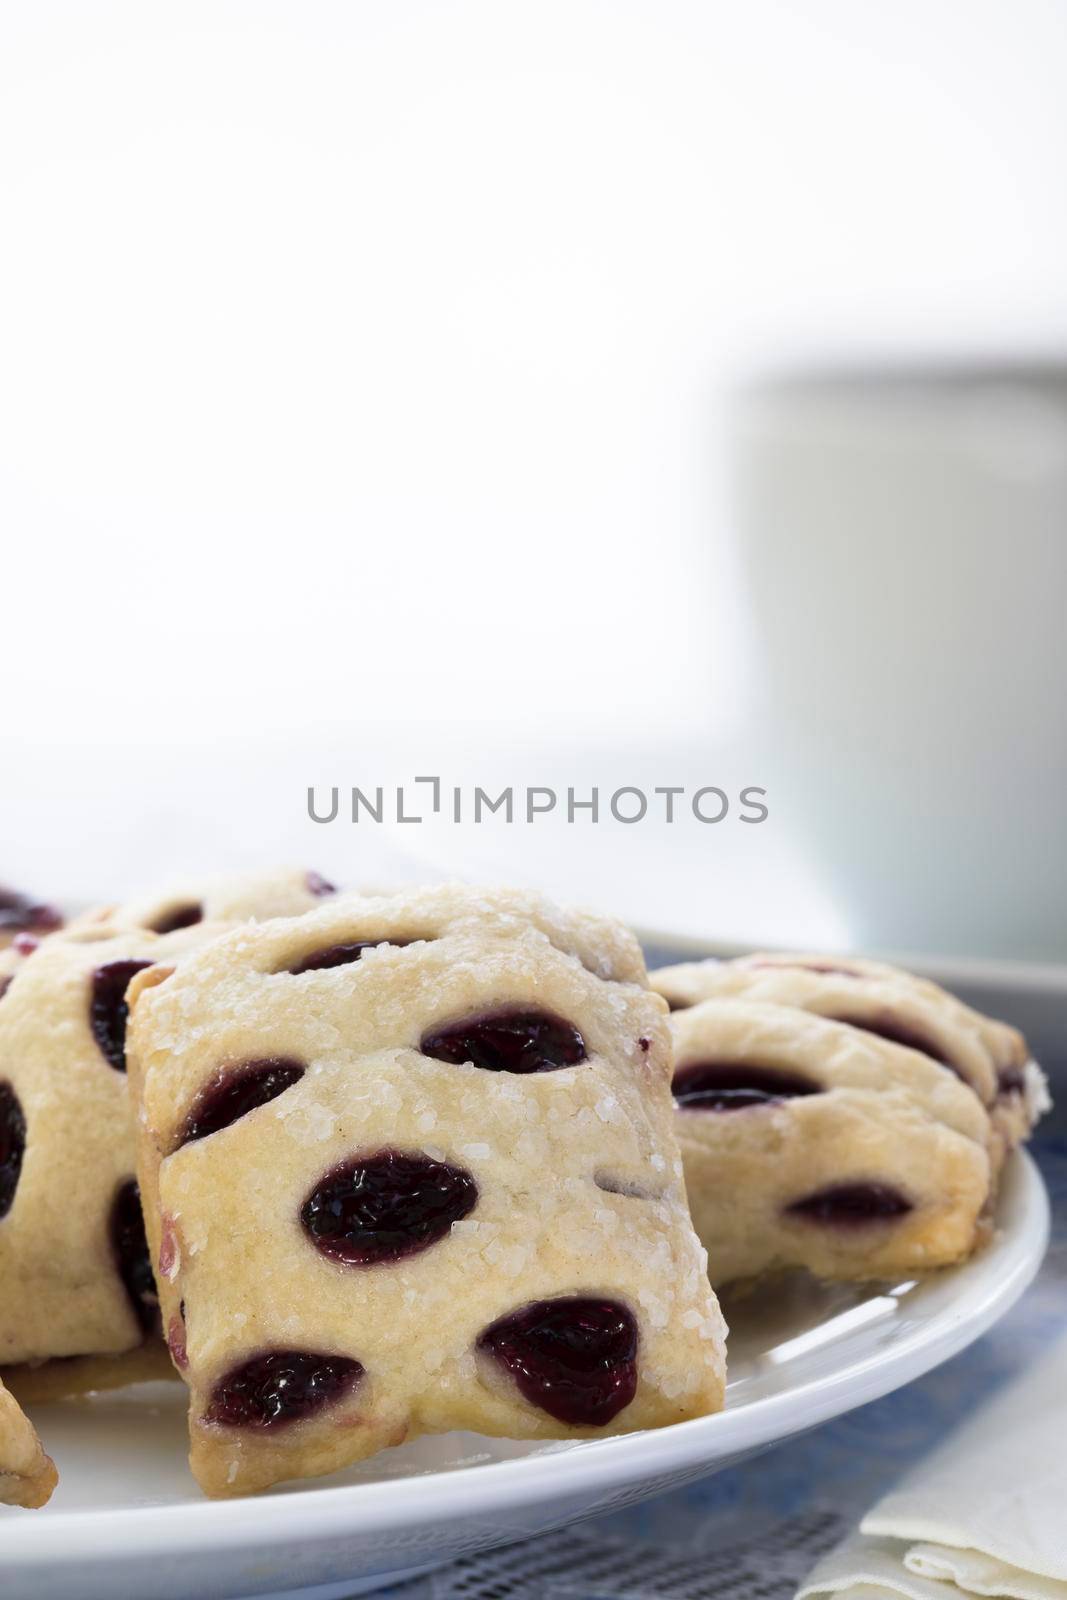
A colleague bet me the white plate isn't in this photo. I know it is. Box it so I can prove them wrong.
[1,1152,1048,1600]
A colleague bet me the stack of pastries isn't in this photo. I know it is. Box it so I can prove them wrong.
[0,874,1046,1506]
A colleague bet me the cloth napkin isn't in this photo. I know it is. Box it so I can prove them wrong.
[798,1334,1067,1600]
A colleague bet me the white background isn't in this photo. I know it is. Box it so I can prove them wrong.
[3,2,1065,953]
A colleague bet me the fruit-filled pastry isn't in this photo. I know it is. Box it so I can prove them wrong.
[0,922,226,1368]
[669,997,996,1286]
[0,885,62,948]
[652,952,1049,1161]
[1,872,348,1393]
[75,865,339,936]
[126,884,726,1497]
[0,1379,56,1509]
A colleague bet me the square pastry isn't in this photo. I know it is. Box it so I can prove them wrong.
[126,885,726,1497]
[653,952,1049,1179]
[665,990,1017,1286]
[1,871,349,1382]
[73,865,339,937]
[0,1379,55,1509]
[0,922,225,1367]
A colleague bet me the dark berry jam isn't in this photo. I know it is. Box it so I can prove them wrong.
[0,1082,26,1219]
[168,1314,189,1371]
[301,1149,477,1266]
[111,1179,158,1333]
[421,1008,586,1075]
[90,960,155,1071]
[828,1010,955,1071]
[786,1182,913,1227]
[288,940,409,975]
[749,958,861,978]
[151,903,203,933]
[179,1059,305,1146]
[158,1213,180,1278]
[672,1061,820,1111]
[305,871,337,897]
[0,887,62,935]
[477,1297,638,1426]
[205,1350,363,1429]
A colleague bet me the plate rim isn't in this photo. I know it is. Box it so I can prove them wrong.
[2,1150,1049,1565]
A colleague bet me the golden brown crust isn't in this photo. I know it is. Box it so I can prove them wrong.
[127,884,725,1498]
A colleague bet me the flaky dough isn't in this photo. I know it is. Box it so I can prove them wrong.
[127,884,726,1497]
[670,998,994,1286]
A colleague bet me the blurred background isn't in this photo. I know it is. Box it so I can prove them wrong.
[2,0,1065,962]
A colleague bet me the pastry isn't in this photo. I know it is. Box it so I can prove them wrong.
[653,956,998,1100]
[1,872,343,1381]
[0,885,62,949]
[74,865,338,935]
[1,1342,178,1406]
[0,1379,56,1509]
[669,997,994,1285]
[0,921,226,1367]
[0,878,346,1486]
[126,884,726,1497]
[652,952,1048,1160]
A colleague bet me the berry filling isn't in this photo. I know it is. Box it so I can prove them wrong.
[301,1149,477,1266]
[672,1061,820,1111]
[786,1182,913,1227]
[150,903,202,934]
[0,886,62,935]
[288,940,410,975]
[168,1314,189,1371]
[179,1059,305,1146]
[749,958,861,978]
[421,1008,586,1075]
[205,1350,363,1429]
[305,871,337,897]
[111,1180,158,1333]
[478,1297,638,1426]
[0,1082,26,1219]
[827,1010,957,1073]
[158,1213,181,1279]
[90,960,154,1071]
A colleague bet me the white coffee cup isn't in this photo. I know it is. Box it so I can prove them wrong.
[732,364,1067,961]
